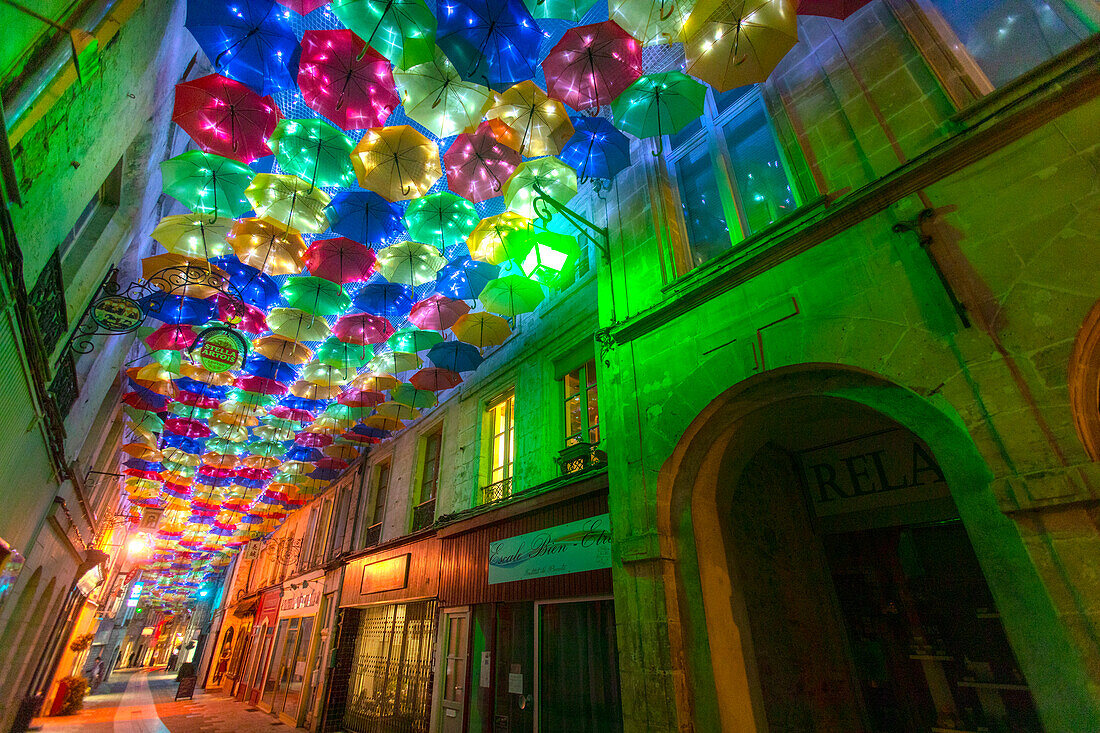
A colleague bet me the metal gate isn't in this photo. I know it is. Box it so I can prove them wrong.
[343,600,438,733]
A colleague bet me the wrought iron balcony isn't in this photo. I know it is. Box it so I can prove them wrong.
[479,477,513,505]
[363,522,382,548]
[411,498,435,532]
[556,441,607,476]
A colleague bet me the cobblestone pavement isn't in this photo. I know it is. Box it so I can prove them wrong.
[32,668,298,733]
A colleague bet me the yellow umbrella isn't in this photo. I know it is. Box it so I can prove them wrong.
[291,381,343,400]
[266,307,332,342]
[681,0,798,92]
[300,361,356,387]
[374,401,422,421]
[203,453,240,469]
[364,415,405,431]
[141,254,231,299]
[162,447,201,466]
[253,334,315,364]
[151,214,235,259]
[504,157,578,219]
[245,173,332,233]
[228,218,307,276]
[466,212,532,264]
[394,50,493,138]
[243,455,282,470]
[351,373,401,392]
[324,444,359,461]
[451,311,512,347]
[368,350,423,373]
[609,0,692,46]
[375,241,447,287]
[491,81,574,157]
[214,410,260,428]
[180,363,237,386]
[351,125,442,201]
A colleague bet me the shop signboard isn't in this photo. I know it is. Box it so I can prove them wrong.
[256,588,282,627]
[488,514,611,585]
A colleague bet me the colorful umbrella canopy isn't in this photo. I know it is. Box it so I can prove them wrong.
[268,118,357,188]
[393,50,494,138]
[331,0,437,69]
[151,214,235,259]
[559,116,632,181]
[608,0,692,46]
[436,0,543,89]
[160,150,254,218]
[491,81,574,157]
[375,241,448,287]
[227,218,307,276]
[297,29,401,130]
[351,125,443,201]
[682,0,799,92]
[324,191,404,246]
[521,0,599,21]
[442,122,522,203]
[542,21,643,112]
[183,0,300,95]
[611,71,708,153]
[435,256,500,299]
[409,293,471,330]
[304,237,377,283]
[404,192,479,251]
[467,211,532,264]
[503,157,578,219]
[245,173,332,233]
[172,73,282,163]
[332,312,396,345]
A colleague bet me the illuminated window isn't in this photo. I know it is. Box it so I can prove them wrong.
[564,359,599,446]
[485,390,515,489]
[925,0,1090,89]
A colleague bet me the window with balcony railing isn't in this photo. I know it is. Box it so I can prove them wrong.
[363,460,389,547]
[480,390,514,505]
[412,429,442,531]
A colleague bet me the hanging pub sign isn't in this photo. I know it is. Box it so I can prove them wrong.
[488,514,611,584]
[89,295,145,332]
[190,327,248,373]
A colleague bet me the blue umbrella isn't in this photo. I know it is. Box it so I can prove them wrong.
[195,474,234,488]
[124,459,164,472]
[235,477,268,489]
[138,293,217,325]
[286,445,324,461]
[325,191,404,246]
[242,354,300,382]
[175,378,230,397]
[427,340,484,372]
[211,256,282,309]
[184,0,300,95]
[351,424,391,439]
[280,395,329,413]
[161,435,207,453]
[309,467,342,480]
[352,282,414,318]
[560,116,632,181]
[436,256,500,300]
[436,0,543,89]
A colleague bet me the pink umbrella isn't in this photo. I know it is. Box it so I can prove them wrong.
[176,391,222,409]
[542,21,643,112]
[338,389,386,408]
[409,293,470,331]
[172,74,282,163]
[269,405,317,422]
[410,367,463,391]
[298,29,400,130]
[145,323,198,351]
[333,312,396,345]
[295,432,334,448]
[304,237,377,283]
[315,457,349,471]
[214,293,267,334]
[443,122,522,203]
[234,376,289,395]
[164,418,212,438]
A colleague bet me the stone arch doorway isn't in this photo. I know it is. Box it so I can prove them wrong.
[657,365,1100,733]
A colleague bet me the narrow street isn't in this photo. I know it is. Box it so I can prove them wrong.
[33,669,291,733]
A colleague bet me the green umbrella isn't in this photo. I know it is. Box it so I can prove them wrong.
[393,49,492,138]
[245,174,332,233]
[124,405,165,433]
[315,337,375,369]
[388,327,444,354]
[253,424,298,442]
[376,241,448,287]
[404,192,480,252]
[503,157,578,219]
[169,402,216,421]
[280,276,351,316]
[225,390,279,409]
[300,361,357,387]
[160,150,254,218]
[368,349,424,374]
[277,461,314,479]
[268,118,357,189]
[478,271,545,316]
[162,461,197,477]
[248,440,289,458]
[324,403,375,422]
[391,383,439,409]
[267,307,333,342]
[331,0,437,69]
[611,71,707,155]
[523,0,600,20]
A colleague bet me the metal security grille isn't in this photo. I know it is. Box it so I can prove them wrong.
[48,351,78,417]
[29,249,67,356]
[343,600,438,733]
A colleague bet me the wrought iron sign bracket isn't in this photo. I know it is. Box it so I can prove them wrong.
[532,183,610,261]
[892,209,971,329]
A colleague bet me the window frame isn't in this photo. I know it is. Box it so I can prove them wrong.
[563,358,599,447]
[417,427,444,505]
[479,388,516,503]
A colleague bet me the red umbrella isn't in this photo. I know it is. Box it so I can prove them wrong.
[333,312,396,345]
[172,74,282,163]
[315,457,349,471]
[410,367,463,391]
[269,405,317,422]
[298,29,401,131]
[304,237,378,284]
[295,432,334,448]
[443,122,523,203]
[276,0,328,13]
[338,389,386,408]
[542,21,643,112]
[164,418,212,438]
[797,0,871,19]
[176,391,222,409]
[234,376,289,395]
[214,293,267,334]
[409,293,470,331]
[145,323,198,351]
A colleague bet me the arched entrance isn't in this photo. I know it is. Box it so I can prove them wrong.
[657,365,1099,732]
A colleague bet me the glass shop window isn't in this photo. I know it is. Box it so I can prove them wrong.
[564,359,599,446]
[926,0,1092,88]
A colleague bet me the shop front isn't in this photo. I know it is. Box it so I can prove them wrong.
[329,535,442,733]
[237,587,280,705]
[435,476,620,733]
[258,569,325,725]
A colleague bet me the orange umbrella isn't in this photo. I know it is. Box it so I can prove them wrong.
[350,373,401,392]
[142,254,231,299]
[253,334,315,364]
[491,81,574,157]
[227,218,307,276]
[351,125,442,201]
